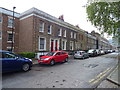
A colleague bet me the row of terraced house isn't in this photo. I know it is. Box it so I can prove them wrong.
[0,7,114,53]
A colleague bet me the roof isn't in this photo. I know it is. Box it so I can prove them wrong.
[19,7,84,33]
[0,7,20,18]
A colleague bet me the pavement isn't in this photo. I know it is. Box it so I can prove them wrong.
[97,65,119,88]
[97,52,120,88]
[32,53,120,88]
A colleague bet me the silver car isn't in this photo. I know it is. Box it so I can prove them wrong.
[74,51,89,59]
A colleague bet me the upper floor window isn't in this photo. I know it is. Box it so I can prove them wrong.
[39,22,44,32]
[0,17,2,23]
[74,33,76,39]
[48,25,52,34]
[70,32,73,38]
[8,18,13,28]
[58,29,62,36]
[0,31,2,39]
[63,30,66,37]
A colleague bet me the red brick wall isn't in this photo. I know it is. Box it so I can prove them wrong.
[19,16,34,52]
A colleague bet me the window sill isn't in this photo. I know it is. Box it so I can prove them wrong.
[39,31,44,33]
[7,41,14,43]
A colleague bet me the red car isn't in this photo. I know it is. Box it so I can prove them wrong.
[38,51,68,65]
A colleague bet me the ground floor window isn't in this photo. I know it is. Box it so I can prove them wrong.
[39,37,46,51]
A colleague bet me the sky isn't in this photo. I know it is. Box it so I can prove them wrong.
[0,0,112,39]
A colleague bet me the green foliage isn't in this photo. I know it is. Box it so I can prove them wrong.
[86,1,120,35]
[18,52,35,59]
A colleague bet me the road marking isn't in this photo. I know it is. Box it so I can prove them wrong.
[89,79,95,83]
[89,67,113,84]
[107,65,118,78]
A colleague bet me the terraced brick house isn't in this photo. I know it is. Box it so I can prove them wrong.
[0,7,113,53]
[0,7,20,52]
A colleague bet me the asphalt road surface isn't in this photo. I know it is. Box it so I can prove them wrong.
[2,53,118,88]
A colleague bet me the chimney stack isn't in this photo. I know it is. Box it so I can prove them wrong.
[58,15,64,21]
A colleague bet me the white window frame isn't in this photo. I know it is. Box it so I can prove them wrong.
[7,47,14,52]
[8,17,13,28]
[39,37,46,51]
[7,31,14,43]
[62,39,67,50]
[48,25,52,34]
[58,28,62,36]
[70,32,73,38]
[63,30,66,37]
[74,33,76,39]
[0,31,2,39]
[39,22,44,32]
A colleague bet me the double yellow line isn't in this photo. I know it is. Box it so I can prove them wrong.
[89,67,113,85]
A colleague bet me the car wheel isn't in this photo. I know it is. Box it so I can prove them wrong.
[22,63,30,72]
[65,58,68,62]
[50,60,55,66]
[82,56,85,59]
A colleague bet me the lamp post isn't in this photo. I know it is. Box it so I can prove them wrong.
[11,7,16,52]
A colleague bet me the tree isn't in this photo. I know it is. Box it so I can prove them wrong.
[86,1,120,36]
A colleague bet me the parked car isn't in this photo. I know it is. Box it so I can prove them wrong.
[104,50,109,54]
[88,49,97,57]
[38,51,68,65]
[74,51,89,59]
[0,50,32,73]
[100,50,105,55]
[96,49,101,56]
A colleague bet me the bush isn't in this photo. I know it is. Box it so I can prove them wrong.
[18,52,35,59]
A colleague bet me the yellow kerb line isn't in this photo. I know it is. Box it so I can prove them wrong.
[91,67,113,84]
[89,67,111,83]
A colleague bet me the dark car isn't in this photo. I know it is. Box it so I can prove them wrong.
[0,51,32,73]
[88,49,97,57]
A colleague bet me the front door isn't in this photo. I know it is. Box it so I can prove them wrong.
[51,39,54,51]
[50,39,59,51]
[55,40,58,51]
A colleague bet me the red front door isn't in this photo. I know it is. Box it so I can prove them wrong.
[55,40,58,51]
[51,40,54,51]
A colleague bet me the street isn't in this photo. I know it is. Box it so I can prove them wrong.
[2,53,118,88]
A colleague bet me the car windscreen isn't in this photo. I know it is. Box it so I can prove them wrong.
[46,52,55,56]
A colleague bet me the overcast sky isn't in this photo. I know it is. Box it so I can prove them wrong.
[1,0,100,33]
